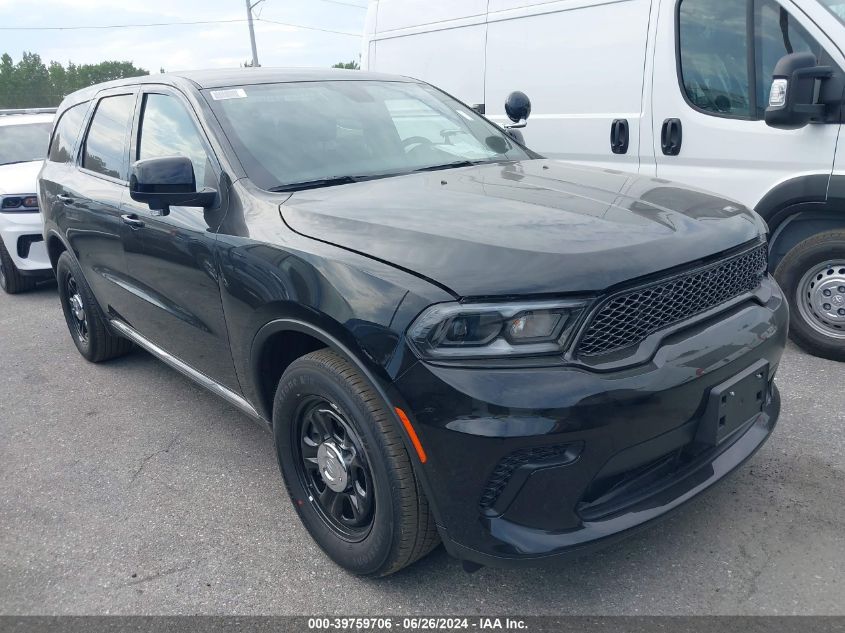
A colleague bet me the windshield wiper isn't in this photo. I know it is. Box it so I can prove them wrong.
[268,175,362,193]
[412,160,485,173]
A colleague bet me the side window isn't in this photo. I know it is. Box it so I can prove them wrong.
[83,94,135,180]
[48,103,88,163]
[754,0,823,118]
[137,93,211,187]
[678,0,751,118]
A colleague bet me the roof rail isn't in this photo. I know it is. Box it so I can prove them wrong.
[0,108,58,116]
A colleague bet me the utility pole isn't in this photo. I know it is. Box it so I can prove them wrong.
[245,0,264,67]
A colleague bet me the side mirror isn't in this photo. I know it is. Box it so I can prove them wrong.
[765,52,834,130]
[129,156,216,213]
[504,91,531,130]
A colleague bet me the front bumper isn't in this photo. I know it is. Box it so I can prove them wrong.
[393,277,788,567]
[0,211,50,272]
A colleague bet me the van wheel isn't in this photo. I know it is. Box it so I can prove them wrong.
[0,239,35,294]
[56,251,133,362]
[273,349,439,577]
[775,230,845,362]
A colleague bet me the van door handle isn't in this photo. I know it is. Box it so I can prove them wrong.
[661,118,683,156]
[610,119,629,154]
[57,193,74,203]
[121,214,145,229]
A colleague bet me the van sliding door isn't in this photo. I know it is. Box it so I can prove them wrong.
[485,0,654,173]
[369,0,489,108]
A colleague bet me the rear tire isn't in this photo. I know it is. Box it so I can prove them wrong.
[0,239,35,295]
[774,229,845,362]
[273,349,439,577]
[56,251,133,362]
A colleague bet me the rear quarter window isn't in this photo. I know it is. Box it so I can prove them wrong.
[48,103,89,163]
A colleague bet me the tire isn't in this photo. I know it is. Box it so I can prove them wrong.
[273,349,439,577]
[56,251,133,363]
[774,229,845,362]
[0,238,35,294]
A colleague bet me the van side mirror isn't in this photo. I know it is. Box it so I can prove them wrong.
[765,52,834,130]
[505,91,531,130]
[129,156,216,213]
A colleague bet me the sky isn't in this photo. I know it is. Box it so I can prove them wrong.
[0,0,368,72]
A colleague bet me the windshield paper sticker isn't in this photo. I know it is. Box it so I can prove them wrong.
[210,88,247,101]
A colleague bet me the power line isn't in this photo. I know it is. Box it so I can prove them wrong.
[314,0,367,8]
[0,18,249,31]
[256,17,361,37]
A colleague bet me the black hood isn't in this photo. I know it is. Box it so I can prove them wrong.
[280,160,764,297]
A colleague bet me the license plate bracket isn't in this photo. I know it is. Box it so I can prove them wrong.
[697,360,769,446]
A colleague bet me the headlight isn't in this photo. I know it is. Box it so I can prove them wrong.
[407,300,586,360]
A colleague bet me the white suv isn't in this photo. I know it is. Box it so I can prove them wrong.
[0,108,54,294]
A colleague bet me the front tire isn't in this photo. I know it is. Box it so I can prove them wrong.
[775,230,845,362]
[0,238,35,295]
[273,349,439,576]
[56,251,133,363]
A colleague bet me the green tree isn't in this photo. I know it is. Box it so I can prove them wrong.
[0,52,150,108]
[331,60,360,70]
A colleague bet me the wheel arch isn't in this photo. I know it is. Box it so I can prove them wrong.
[250,318,405,426]
[46,229,70,271]
[755,174,845,271]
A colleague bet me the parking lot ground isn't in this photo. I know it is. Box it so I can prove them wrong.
[1,283,843,615]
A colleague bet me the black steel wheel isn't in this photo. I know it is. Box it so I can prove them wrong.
[56,251,133,363]
[64,272,90,344]
[274,349,440,576]
[295,396,375,540]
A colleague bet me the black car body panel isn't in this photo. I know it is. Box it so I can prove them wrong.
[38,69,788,569]
[281,161,763,296]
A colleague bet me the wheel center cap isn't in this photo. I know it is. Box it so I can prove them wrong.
[69,295,85,321]
[317,441,348,493]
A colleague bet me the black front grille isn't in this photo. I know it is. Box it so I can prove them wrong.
[576,244,768,357]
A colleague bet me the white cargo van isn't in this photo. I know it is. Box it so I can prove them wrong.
[363,0,845,361]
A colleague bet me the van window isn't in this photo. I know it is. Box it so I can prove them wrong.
[48,103,88,163]
[137,93,211,187]
[678,0,751,117]
[754,0,822,118]
[82,94,135,180]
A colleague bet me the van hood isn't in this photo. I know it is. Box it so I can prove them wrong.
[280,160,764,297]
[0,160,42,196]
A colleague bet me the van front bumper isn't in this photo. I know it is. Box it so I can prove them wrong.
[392,277,788,567]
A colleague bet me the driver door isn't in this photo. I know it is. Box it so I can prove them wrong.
[117,87,240,391]
[649,0,841,209]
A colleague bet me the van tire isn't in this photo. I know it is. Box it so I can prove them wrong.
[775,230,845,362]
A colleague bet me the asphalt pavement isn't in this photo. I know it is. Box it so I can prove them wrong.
[1,282,843,615]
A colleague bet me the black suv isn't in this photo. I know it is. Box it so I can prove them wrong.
[38,69,787,576]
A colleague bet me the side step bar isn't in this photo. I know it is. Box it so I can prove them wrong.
[109,319,263,422]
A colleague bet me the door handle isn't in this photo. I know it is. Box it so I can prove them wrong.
[610,119,630,154]
[121,214,145,229]
[56,193,74,203]
[661,118,683,156]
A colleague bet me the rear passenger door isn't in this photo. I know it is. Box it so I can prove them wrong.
[485,0,654,172]
[649,0,842,208]
[118,87,240,391]
[58,89,138,313]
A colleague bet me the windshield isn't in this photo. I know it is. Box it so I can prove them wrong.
[0,122,51,166]
[820,0,845,23]
[205,80,534,191]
